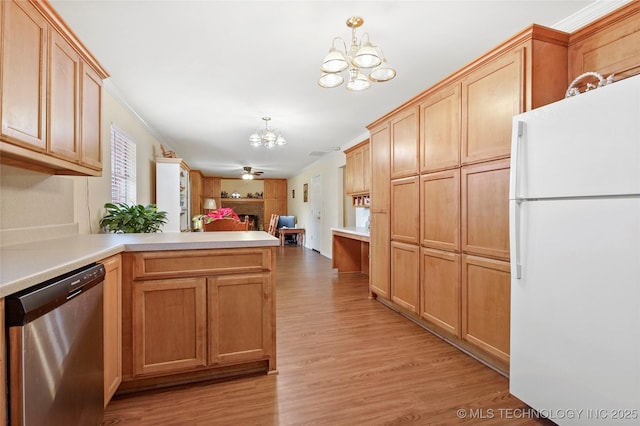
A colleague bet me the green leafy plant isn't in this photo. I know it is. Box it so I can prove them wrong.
[99,203,168,233]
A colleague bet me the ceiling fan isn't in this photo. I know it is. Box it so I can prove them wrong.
[241,166,263,180]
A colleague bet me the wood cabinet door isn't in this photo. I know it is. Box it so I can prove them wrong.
[132,277,207,376]
[391,176,419,245]
[100,254,122,406]
[391,241,420,315]
[461,159,510,260]
[390,106,419,179]
[370,122,390,212]
[208,273,273,365]
[189,170,203,215]
[48,30,80,162]
[568,4,640,82]
[362,142,371,193]
[274,179,287,199]
[420,169,460,252]
[420,83,461,173]
[461,48,524,164]
[461,254,510,364]
[1,0,48,150]
[352,147,364,193]
[80,61,102,169]
[421,248,461,337]
[202,176,221,209]
[369,211,390,299]
[344,150,355,195]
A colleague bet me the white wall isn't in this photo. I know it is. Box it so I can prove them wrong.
[287,150,345,259]
[0,88,166,235]
[221,179,264,197]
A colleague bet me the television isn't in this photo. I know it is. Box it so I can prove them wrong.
[277,216,295,229]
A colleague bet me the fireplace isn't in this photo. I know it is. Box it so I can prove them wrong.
[221,200,264,230]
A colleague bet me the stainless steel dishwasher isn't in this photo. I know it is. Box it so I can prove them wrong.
[5,263,105,426]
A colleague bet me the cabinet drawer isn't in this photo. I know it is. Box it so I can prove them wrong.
[131,248,272,279]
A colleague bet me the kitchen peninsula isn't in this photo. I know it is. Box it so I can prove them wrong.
[0,230,279,407]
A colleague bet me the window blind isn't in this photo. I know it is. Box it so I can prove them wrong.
[110,125,137,204]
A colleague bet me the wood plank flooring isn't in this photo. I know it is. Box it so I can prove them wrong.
[102,246,552,426]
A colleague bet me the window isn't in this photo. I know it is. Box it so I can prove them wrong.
[110,125,136,204]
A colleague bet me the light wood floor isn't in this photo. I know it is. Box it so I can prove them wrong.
[103,246,551,426]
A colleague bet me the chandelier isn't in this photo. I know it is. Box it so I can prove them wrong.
[318,16,396,91]
[248,117,286,148]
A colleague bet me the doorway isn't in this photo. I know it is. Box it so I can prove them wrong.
[310,175,322,252]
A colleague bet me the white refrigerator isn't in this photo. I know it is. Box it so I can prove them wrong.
[509,74,640,424]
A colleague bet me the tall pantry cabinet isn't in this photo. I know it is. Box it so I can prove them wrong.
[367,25,570,373]
[368,122,391,299]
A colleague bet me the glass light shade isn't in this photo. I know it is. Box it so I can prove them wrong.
[320,48,348,73]
[369,60,396,82]
[353,42,381,68]
[249,132,262,146]
[276,135,287,145]
[263,130,276,143]
[318,72,344,88]
[242,173,254,180]
[346,71,371,91]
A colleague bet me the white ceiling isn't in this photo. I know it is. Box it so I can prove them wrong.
[50,0,602,179]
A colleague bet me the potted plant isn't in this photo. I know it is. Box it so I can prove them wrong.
[99,203,168,233]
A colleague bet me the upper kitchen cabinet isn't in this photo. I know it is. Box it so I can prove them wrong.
[48,30,80,162]
[461,48,524,165]
[80,62,103,169]
[419,83,461,173]
[390,105,419,179]
[461,25,570,165]
[0,0,108,176]
[344,139,370,196]
[1,0,48,151]
[568,2,640,82]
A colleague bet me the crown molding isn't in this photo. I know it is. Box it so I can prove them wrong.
[552,0,634,32]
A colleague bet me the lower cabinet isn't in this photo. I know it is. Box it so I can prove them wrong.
[100,254,122,406]
[209,273,272,365]
[390,241,419,315]
[420,248,460,337]
[461,254,511,365]
[132,277,208,376]
[121,248,276,392]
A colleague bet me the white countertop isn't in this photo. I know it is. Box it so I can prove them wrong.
[0,231,279,298]
[331,227,370,238]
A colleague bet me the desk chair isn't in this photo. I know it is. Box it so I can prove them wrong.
[277,215,297,244]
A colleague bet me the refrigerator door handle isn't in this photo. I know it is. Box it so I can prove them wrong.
[513,200,523,279]
[510,120,525,201]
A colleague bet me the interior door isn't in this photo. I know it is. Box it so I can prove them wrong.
[310,174,322,251]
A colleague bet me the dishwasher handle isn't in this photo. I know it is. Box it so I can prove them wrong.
[5,263,105,326]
